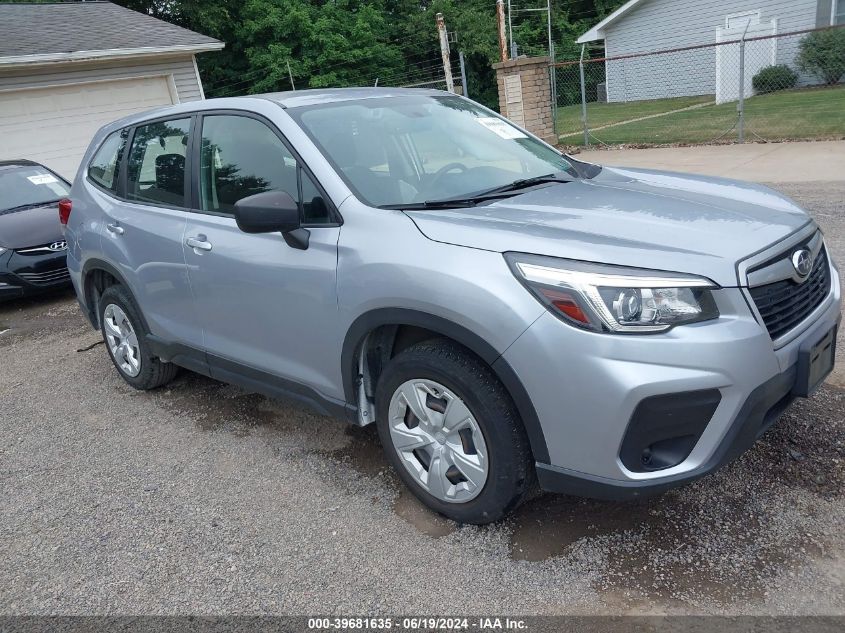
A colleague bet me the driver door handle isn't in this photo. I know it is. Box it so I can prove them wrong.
[186,236,213,252]
[106,223,124,235]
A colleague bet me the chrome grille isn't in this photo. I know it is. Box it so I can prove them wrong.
[748,246,830,341]
[16,268,70,286]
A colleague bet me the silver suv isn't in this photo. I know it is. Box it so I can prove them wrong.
[64,89,840,524]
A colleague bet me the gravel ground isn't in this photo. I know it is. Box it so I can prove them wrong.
[1,182,844,616]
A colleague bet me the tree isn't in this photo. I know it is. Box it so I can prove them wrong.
[110,0,628,109]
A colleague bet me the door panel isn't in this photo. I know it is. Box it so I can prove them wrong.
[100,201,198,347]
[184,113,342,399]
[98,116,201,349]
[183,216,341,397]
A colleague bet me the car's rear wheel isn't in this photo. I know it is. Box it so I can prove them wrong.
[375,339,534,524]
[98,285,177,390]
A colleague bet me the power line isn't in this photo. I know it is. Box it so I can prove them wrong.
[207,51,450,95]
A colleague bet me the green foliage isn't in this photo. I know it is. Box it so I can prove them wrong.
[752,64,798,94]
[110,0,628,109]
[798,28,845,85]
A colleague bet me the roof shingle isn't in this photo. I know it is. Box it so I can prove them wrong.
[0,1,223,60]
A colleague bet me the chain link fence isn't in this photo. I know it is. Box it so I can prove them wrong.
[552,25,845,147]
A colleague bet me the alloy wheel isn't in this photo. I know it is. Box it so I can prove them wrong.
[102,303,141,377]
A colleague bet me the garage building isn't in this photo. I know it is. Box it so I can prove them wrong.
[0,1,223,179]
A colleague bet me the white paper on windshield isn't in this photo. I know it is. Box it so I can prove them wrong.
[27,174,59,185]
[476,117,527,139]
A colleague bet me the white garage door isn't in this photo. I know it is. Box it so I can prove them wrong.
[0,76,175,180]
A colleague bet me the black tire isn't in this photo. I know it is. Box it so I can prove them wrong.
[375,339,535,524]
[98,284,178,390]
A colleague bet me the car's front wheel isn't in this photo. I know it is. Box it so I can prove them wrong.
[375,339,534,524]
[98,285,177,390]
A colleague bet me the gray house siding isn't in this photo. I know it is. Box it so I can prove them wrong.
[0,55,204,102]
[602,0,820,102]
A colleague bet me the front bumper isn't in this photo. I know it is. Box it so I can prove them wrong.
[503,260,841,498]
[0,249,71,300]
[536,360,798,499]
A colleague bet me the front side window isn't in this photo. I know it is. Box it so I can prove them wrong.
[88,129,128,192]
[126,118,190,207]
[200,115,298,214]
[289,96,577,208]
[199,115,332,224]
[0,164,70,214]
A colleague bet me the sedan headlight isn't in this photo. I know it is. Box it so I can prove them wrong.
[0,247,6,255]
[505,253,719,333]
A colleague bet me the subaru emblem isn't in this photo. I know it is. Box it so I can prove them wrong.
[791,249,813,277]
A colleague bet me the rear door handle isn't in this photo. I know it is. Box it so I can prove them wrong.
[106,223,124,235]
[186,236,213,252]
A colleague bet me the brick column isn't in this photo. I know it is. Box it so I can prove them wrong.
[493,56,556,145]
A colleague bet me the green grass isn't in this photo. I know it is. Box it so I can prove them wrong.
[557,85,845,146]
[555,95,715,137]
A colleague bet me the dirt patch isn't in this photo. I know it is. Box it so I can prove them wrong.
[321,424,458,538]
[749,386,845,499]
[0,289,83,345]
[510,496,655,561]
[156,372,283,437]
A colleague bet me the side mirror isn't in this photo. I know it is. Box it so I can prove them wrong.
[233,191,300,234]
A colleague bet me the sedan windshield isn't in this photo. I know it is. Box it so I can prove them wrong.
[289,95,578,208]
[0,165,70,214]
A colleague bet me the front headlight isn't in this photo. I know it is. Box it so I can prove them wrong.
[505,253,720,333]
[0,247,6,255]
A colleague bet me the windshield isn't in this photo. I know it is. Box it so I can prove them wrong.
[289,95,578,208]
[0,165,70,213]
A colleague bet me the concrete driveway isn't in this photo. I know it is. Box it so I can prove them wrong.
[576,140,845,183]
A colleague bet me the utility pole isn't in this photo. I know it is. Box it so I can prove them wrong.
[436,13,455,93]
[496,0,508,62]
[458,50,469,97]
[286,60,296,91]
[507,0,514,59]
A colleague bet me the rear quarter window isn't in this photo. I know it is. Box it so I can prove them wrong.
[88,129,128,192]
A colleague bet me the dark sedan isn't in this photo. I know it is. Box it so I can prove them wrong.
[0,160,72,300]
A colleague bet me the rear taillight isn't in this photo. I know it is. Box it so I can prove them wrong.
[58,199,72,225]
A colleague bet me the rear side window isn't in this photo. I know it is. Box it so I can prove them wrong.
[88,130,127,192]
[126,118,190,207]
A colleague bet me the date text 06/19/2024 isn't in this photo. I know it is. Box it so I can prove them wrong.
[307,617,528,630]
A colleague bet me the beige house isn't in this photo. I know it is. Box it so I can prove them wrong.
[0,1,223,179]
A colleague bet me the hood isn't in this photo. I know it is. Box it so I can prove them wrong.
[406,166,812,287]
[0,203,64,250]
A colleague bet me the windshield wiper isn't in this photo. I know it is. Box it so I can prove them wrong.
[379,199,479,211]
[0,199,62,215]
[379,174,573,211]
[465,173,573,199]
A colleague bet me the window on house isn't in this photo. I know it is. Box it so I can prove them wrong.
[725,10,761,30]
[835,0,845,25]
